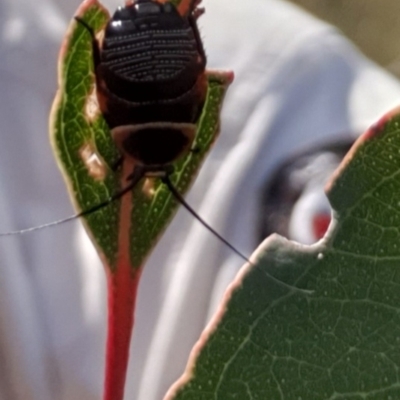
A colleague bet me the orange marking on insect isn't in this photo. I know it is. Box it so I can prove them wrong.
[177,0,199,17]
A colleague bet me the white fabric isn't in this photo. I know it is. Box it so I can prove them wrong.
[0,0,399,399]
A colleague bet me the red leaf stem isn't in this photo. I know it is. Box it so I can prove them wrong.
[103,161,142,400]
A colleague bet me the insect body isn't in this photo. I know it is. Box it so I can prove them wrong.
[75,0,249,264]
[78,0,207,177]
[1,0,249,264]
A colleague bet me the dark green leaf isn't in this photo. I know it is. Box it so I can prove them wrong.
[167,109,400,399]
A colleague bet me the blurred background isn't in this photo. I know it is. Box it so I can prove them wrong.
[288,0,400,77]
[2,1,400,399]
[54,0,400,80]
[55,0,400,78]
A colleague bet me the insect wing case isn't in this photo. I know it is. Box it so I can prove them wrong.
[97,0,207,129]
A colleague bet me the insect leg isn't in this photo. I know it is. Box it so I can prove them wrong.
[188,14,206,65]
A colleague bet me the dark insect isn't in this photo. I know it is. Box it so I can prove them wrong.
[76,0,207,183]
[1,0,250,264]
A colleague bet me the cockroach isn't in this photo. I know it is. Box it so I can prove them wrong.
[75,0,207,178]
[0,0,249,263]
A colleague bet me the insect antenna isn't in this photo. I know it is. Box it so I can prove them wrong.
[0,173,252,264]
[0,178,138,237]
[161,175,252,265]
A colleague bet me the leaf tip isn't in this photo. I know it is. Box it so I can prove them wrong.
[325,105,400,195]
[206,69,234,85]
[363,105,400,140]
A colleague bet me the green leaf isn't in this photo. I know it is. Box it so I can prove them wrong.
[166,108,400,399]
[50,0,232,270]
[50,1,233,399]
